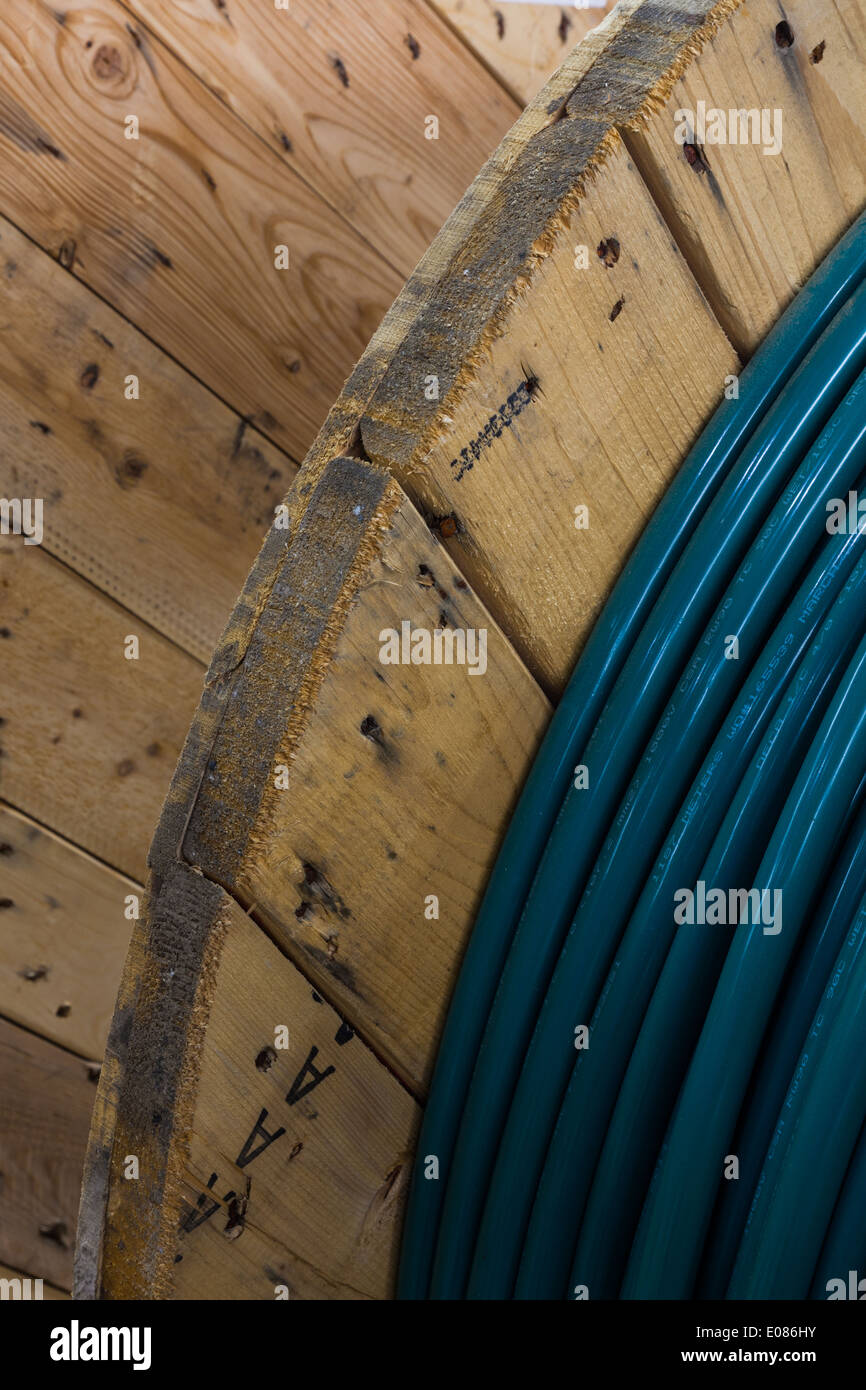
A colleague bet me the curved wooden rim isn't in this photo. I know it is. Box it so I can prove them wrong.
[75,0,866,1299]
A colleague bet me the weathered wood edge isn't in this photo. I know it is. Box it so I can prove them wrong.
[149,0,746,885]
[76,0,747,1298]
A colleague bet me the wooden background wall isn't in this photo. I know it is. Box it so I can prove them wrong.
[0,0,605,1296]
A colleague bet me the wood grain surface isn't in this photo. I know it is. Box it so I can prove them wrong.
[0,0,401,458]
[0,213,294,661]
[124,0,519,272]
[432,0,616,102]
[626,0,866,356]
[0,1017,95,1290]
[0,805,137,1058]
[0,541,203,879]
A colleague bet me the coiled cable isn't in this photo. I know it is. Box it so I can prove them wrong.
[399,210,866,1302]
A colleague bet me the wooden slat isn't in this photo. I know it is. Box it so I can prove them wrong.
[0,215,294,661]
[432,0,616,103]
[122,0,520,274]
[180,456,550,1092]
[359,136,738,693]
[0,0,400,459]
[0,1017,94,1290]
[0,540,203,880]
[0,805,136,1059]
[84,870,417,1300]
[624,0,866,357]
[0,1263,68,1299]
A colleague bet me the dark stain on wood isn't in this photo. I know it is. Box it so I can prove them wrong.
[146,244,174,270]
[0,89,67,160]
[300,862,352,920]
[303,944,362,998]
[114,452,148,488]
[231,418,247,458]
[92,44,125,82]
[19,964,49,981]
[330,54,350,88]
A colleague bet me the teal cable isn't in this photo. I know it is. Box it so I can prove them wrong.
[452,372,866,1298]
[426,287,866,1299]
[570,584,866,1298]
[397,211,866,1300]
[699,791,866,1296]
[810,1120,866,1299]
[623,627,866,1298]
[509,530,866,1299]
[727,889,866,1298]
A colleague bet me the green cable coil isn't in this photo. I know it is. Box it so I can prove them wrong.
[398,211,866,1301]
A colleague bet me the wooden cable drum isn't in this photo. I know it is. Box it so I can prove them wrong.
[75,0,866,1301]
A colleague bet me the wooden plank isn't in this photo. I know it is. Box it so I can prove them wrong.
[0,1263,68,1299]
[432,0,616,103]
[360,136,739,692]
[122,0,520,274]
[178,456,550,1092]
[0,215,294,662]
[0,1017,95,1291]
[85,869,417,1300]
[0,805,137,1060]
[0,540,204,880]
[624,0,866,356]
[0,0,400,459]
